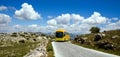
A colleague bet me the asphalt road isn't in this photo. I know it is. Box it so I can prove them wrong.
[52,42,120,57]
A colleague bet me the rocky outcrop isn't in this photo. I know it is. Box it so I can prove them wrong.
[0,32,45,48]
[24,39,48,57]
[94,33,106,41]
[95,41,115,50]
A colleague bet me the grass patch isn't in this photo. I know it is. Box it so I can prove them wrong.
[46,41,54,57]
[0,42,40,57]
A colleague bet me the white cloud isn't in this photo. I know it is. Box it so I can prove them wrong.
[28,24,38,30]
[108,20,120,28]
[0,6,16,11]
[46,25,57,31]
[9,24,39,32]
[0,13,11,26]
[13,24,21,29]
[10,24,23,32]
[28,24,38,27]
[0,13,12,33]
[111,18,118,21]
[27,24,41,32]
[0,6,7,11]
[48,13,85,25]
[71,14,84,23]
[55,14,71,25]
[47,19,57,26]
[45,12,120,34]
[82,12,107,25]
[1,11,120,34]
[14,3,41,20]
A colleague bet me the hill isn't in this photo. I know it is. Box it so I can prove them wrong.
[72,29,120,56]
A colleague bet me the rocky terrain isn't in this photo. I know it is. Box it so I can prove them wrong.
[0,32,49,57]
[73,29,120,56]
[24,40,48,57]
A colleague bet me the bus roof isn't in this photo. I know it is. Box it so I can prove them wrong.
[56,29,66,32]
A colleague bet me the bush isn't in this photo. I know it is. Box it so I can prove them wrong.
[46,42,53,52]
[11,32,18,37]
[41,34,46,36]
[19,40,25,43]
[90,27,100,33]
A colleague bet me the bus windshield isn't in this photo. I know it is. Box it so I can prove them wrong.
[55,32,64,38]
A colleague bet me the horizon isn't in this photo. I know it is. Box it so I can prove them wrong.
[0,0,120,34]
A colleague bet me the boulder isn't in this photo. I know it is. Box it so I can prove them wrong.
[111,35,119,39]
[94,34,102,41]
[95,41,115,50]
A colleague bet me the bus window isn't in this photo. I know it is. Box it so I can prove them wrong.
[55,32,63,38]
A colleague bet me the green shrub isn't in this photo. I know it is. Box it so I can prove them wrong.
[11,32,18,37]
[90,27,100,33]
[46,42,53,52]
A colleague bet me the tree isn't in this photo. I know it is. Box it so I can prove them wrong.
[89,27,100,33]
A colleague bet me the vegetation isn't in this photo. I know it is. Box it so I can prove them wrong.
[0,32,48,57]
[72,29,120,56]
[46,40,54,57]
[11,32,18,37]
[89,27,100,33]
[0,41,40,57]
[41,33,46,36]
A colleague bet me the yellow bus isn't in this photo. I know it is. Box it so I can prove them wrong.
[54,29,70,41]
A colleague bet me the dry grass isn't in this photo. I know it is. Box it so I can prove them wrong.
[0,41,40,57]
[72,29,120,56]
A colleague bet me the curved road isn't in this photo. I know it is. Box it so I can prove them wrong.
[52,42,120,57]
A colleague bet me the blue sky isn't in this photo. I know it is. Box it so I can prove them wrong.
[0,0,120,33]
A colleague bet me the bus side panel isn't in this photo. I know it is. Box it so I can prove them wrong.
[64,34,70,41]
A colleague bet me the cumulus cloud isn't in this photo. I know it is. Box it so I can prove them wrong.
[46,25,57,32]
[28,24,38,30]
[45,12,120,34]
[10,24,23,32]
[0,13,11,32]
[0,13,11,26]
[47,19,57,26]
[26,24,41,32]
[48,13,84,25]
[82,12,107,25]
[107,20,120,29]
[10,24,39,32]
[13,24,21,29]
[71,14,84,23]
[1,11,120,34]
[14,3,41,20]
[55,14,71,25]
